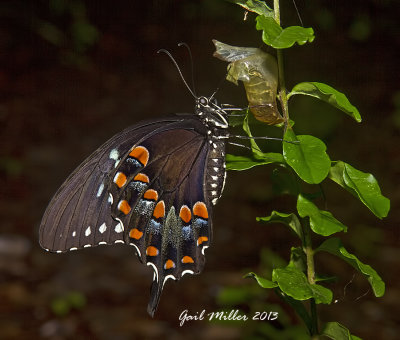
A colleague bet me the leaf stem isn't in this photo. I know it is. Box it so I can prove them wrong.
[274,0,289,128]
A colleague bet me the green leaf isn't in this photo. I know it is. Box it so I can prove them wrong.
[227,0,274,17]
[275,290,313,332]
[256,16,315,49]
[329,161,390,218]
[316,237,385,297]
[283,129,331,184]
[297,194,347,236]
[245,272,278,289]
[321,322,362,340]
[272,267,333,304]
[257,211,303,240]
[226,153,283,171]
[288,82,362,122]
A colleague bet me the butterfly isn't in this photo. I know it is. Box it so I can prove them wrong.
[39,92,230,316]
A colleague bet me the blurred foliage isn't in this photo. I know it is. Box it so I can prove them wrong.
[348,14,371,42]
[0,0,99,66]
[51,291,87,317]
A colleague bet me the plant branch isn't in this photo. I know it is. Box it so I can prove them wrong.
[274,0,289,129]
[303,220,318,335]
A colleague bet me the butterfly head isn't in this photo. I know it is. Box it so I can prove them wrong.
[196,96,229,129]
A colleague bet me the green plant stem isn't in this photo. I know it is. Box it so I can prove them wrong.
[303,220,318,335]
[274,0,289,128]
[274,0,317,334]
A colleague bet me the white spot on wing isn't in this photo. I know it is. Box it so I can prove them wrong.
[115,218,124,233]
[85,226,91,237]
[99,222,107,234]
[98,241,107,245]
[130,243,141,257]
[182,270,194,277]
[147,262,159,282]
[114,222,123,233]
[162,274,176,288]
[108,193,113,204]
[211,183,217,188]
[97,183,104,197]
[109,149,119,160]
[201,245,209,255]
[56,250,62,253]
[114,240,124,244]
[72,231,76,237]
[70,247,77,251]
[84,244,92,248]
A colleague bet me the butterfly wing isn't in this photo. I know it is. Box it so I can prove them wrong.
[39,115,225,316]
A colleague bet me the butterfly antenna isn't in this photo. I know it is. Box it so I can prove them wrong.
[157,49,196,99]
[209,66,231,102]
[178,42,197,97]
[292,0,304,26]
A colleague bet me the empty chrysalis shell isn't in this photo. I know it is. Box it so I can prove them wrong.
[213,40,284,125]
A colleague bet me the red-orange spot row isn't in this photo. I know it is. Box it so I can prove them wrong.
[134,173,149,183]
[179,205,192,223]
[182,256,194,264]
[129,228,143,240]
[197,236,208,246]
[129,146,149,166]
[118,200,131,215]
[153,201,165,219]
[193,201,208,219]
[143,189,158,201]
[164,259,175,270]
[146,246,159,256]
[113,172,127,188]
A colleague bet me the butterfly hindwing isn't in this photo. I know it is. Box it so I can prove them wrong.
[105,120,216,315]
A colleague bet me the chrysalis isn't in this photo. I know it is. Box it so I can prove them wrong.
[213,40,284,125]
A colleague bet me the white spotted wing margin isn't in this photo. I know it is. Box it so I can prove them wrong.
[39,117,181,252]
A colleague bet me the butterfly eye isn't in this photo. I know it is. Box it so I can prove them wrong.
[199,96,208,105]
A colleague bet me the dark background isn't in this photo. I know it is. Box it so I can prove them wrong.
[1,0,399,339]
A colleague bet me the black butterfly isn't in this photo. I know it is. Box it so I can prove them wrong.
[39,93,229,316]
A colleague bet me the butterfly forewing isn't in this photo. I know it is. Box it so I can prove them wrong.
[39,118,181,252]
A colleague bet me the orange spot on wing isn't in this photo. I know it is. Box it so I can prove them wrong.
[193,202,208,219]
[143,189,158,201]
[182,256,194,264]
[164,259,175,270]
[146,246,159,256]
[179,205,192,223]
[153,201,165,219]
[129,228,143,240]
[134,173,149,183]
[118,200,131,215]
[197,236,208,246]
[114,172,127,188]
[129,146,149,166]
